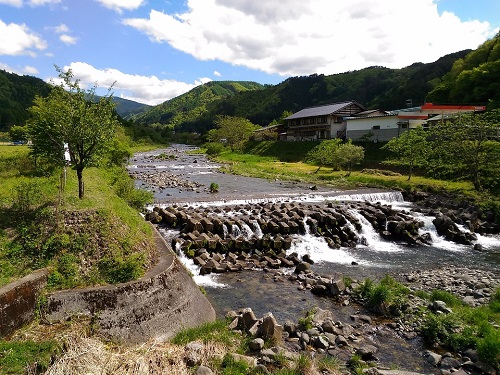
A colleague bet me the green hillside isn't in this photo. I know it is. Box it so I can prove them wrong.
[0,70,51,131]
[111,97,151,118]
[178,50,471,131]
[129,81,265,128]
[427,32,500,108]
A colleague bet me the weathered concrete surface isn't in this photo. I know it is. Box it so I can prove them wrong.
[46,225,216,343]
[0,268,48,337]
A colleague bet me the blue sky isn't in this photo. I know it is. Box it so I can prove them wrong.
[0,0,499,105]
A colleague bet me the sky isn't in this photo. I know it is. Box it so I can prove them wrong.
[0,0,499,106]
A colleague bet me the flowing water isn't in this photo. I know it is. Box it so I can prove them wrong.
[131,145,500,372]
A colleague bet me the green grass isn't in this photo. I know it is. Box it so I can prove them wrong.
[171,320,240,347]
[213,143,494,206]
[0,144,155,289]
[0,340,59,375]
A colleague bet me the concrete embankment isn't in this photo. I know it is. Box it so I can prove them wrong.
[2,224,216,343]
[0,269,48,337]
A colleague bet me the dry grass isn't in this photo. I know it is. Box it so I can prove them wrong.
[12,319,228,375]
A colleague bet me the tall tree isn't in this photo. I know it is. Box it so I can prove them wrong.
[28,68,119,199]
[306,139,342,172]
[336,140,365,176]
[382,126,430,181]
[207,115,258,151]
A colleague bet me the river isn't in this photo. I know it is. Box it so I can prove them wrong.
[129,144,500,372]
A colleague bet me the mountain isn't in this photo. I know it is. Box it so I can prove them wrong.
[0,70,51,131]
[128,81,265,127]
[134,49,473,133]
[111,97,151,118]
[427,32,500,108]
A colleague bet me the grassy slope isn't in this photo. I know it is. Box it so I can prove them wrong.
[0,144,157,287]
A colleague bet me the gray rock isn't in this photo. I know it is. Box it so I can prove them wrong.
[312,335,329,350]
[195,365,213,375]
[249,338,265,351]
[335,335,348,347]
[229,353,257,368]
[424,351,442,366]
[356,344,378,360]
[439,356,461,370]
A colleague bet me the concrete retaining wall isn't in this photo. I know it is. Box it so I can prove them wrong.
[0,269,48,337]
[46,226,216,343]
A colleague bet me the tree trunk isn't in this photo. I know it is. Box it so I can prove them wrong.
[77,167,84,199]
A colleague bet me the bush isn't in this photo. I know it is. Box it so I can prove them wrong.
[355,275,409,316]
[209,182,219,193]
[112,169,153,210]
[205,142,226,156]
[430,289,462,308]
[98,253,145,284]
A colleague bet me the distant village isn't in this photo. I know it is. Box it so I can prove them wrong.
[256,101,486,142]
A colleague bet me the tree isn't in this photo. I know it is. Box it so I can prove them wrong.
[207,115,258,151]
[430,110,500,191]
[336,140,365,176]
[8,125,29,142]
[28,67,119,199]
[306,139,342,172]
[382,127,430,181]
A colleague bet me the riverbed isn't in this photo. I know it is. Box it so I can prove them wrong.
[130,144,500,373]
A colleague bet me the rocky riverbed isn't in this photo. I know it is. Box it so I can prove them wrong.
[135,145,500,374]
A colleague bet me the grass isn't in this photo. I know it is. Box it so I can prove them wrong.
[0,340,59,375]
[0,144,156,289]
[215,142,500,211]
[171,320,241,347]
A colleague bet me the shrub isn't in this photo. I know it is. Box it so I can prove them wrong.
[355,275,409,316]
[98,253,145,284]
[209,182,219,193]
[205,142,226,156]
[430,289,462,308]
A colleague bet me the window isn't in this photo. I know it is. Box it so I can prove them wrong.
[400,123,408,129]
[372,125,380,130]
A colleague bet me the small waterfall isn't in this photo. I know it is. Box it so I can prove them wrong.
[290,232,357,265]
[231,224,242,237]
[348,210,402,252]
[302,216,310,235]
[416,214,468,252]
[331,191,404,203]
[240,222,255,240]
[249,220,264,239]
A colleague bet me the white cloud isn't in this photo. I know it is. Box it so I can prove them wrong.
[28,0,61,6]
[60,34,77,45]
[0,62,39,75]
[123,0,498,77]
[59,62,206,105]
[94,0,145,13]
[214,70,221,77]
[0,0,22,6]
[23,65,39,74]
[53,24,69,34]
[0,20,47,56]
[0,0,62,6]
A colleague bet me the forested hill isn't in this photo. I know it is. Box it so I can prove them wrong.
[128,81,264,127]
[112,97,151,118]
[133,49,472,132]
[0,70,51,131]
[427,32,500,108]
[0,70,149,130]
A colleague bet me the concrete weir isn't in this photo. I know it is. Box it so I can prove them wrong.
[45,224,216,343]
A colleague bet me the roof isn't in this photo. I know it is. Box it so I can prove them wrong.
[284,100,366,120]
